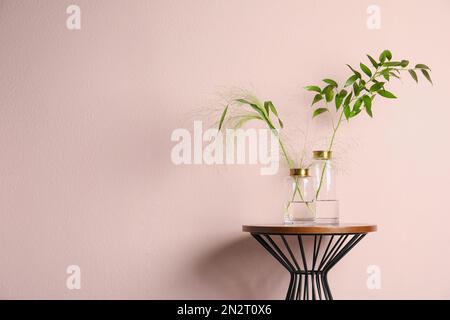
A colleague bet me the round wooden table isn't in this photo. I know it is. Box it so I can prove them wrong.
[242,223,377,300]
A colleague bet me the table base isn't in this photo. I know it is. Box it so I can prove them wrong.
[252,233,366,300]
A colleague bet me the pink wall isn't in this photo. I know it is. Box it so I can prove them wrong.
[0,0,449,299]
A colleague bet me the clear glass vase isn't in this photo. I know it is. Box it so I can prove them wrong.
[284,168,315,224]
[311,150,339,224]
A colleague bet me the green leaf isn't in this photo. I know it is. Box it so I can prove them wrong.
[325,91,334,103]
[344,91,353,106]
[380,50,392,62]
[378,90,397,99]
[353,82,361,96]
[379,52,386,64]
[313,108,329,118]
[324,86,334,102]
[236,98,259,107]
[236,99,274,129]
[237,98,267,116]
[322,84,334,93]
[267,101,278,116]
[360,63,372,77]
[370,82,385,92]
[350,108,362,118]
[382,61,402,67]
[408,69,418,83]
[367,54,379,68]
[234,114,261,129]
[415,64,430,70]
[346,64,362,78]
[248,104,275,130]
[421,69,433,85]
[400,60,409,68]
[218,105,228,131]
[312,94,323,106]
[335,89,347,111]
[335,94,343,110]
[343,104,351,120]
[345,74,359,87]
[362,95,373,117]
[263,101,270,115]
[266,101,284,128]
[353,98,363,112]
[323,79,338,87]
[304,85,322,93]
[385,50,392,60]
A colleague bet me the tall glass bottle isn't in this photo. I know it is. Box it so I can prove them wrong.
[284,168,315,224]
[311,151,339,224]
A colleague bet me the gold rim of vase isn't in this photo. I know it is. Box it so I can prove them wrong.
[290,168,309,177]
[313,150,332,160]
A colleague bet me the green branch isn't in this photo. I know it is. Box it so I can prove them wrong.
[305,50,433,200]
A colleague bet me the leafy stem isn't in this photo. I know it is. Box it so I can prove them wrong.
[305,50,433,200]
[217,97,295,168]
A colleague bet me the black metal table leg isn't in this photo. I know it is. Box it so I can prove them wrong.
[251,233,366,300]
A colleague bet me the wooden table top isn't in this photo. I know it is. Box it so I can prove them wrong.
[242,223,377,235]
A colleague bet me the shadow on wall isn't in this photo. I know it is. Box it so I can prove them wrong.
[192,234,343,299]
[193,235,288,299]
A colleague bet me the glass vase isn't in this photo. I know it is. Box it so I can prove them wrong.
[311,150,339,224]
[284,168,315,224]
